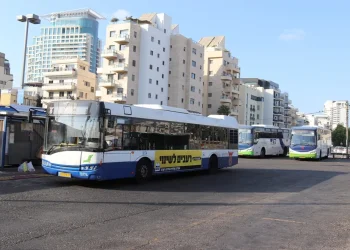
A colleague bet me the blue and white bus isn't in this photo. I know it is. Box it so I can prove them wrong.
[239,125,290,157]
[42,101,239,181]
[289,126,332,160]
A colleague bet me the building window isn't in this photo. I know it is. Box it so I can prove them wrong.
[190,98,195,104]
[208,104,212,108]
[191,73,196,79]
[200,53,203,58]
[149,64,153,70]
[132,74,135,81]
[199,77,202,81]
[198,102,200,106]
[59,79,64,83]
[162,61,165,65]
[157,53,160,58]
[257,105,260,110]
[182,85,184,90]
[155,94,158,99]
[59,92,64,97]
[158,40,161,45]
[91,87,94,93]
[192,48,196,54]
[157,67,159,72]
[85,93,87,99]
[191,86,195,92]
[183,72,185,77]
[148,93,151,98]
[132,60,136,67]
[170,45,172,48]
[162,74,164,79]
[181,98,184,103]
[199,89,201,94]
[209,59,213,64]
[107,89,112,95]
[49,92,53,98]
[169,71,171,74]
[156,80,159,85]
[168,84,170,87]
[151,36,154,42]
[49,80,53,83]
[209,71,213,76]
[149,78,152,84]
[208,93,212,97]
[110,31,116,37]
[117,88,123,94]
[134,31,137,38]
[161,101,163,105]
[84,81,90,87]
[184,47,186,51]
[192,60,196,67]
[163,47,165,52]
[67,91,72,97]
[133,45,136,52]
[150,50,153,55]
[183,59,186,64]
[257,114,260,119]
[119,44,126,50]
[79,92,83,98]
[160,88,163,93]
[164,29,166,33]
[169,58,172,61]
[131,89,134,96]
[168,97,170,100]
[200,65,202,70]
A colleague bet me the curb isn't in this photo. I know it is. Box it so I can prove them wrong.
[0,173,51,181]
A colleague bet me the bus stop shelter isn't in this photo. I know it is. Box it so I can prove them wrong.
[0,105,46,168]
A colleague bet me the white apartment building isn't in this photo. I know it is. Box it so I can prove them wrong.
[41,58,96,108]
[238,83,266,125]
[306,114,330,129]
[27,9,104,82]
[97,13,172,105]
[324,100,348,129]
[0,52,13,89]
[168,25,204,113]
[199,36,240,118]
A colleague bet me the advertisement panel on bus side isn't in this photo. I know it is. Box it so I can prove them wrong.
[154,150,202,172]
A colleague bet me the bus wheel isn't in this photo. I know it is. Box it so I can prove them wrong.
[208,155,218,174]
[260,148,266,158]
[325,149,329,159]
[135,159,152,183]
[282,147,288,157]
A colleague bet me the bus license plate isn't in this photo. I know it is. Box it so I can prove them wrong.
[58,172,71,178]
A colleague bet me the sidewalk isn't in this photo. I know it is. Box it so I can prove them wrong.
[0,166,51,181]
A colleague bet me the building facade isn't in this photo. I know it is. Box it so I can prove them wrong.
[0,52,13,89]
[306,114,330,129]
[0,89,18,105]
[168,25,204,113]
[41,58,96,108]
[324,100,348,129]
[27,9,104,83]
[199,36,240,118]
[97,13,172,105]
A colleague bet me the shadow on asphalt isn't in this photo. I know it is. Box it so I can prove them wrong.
[0,167,346,196]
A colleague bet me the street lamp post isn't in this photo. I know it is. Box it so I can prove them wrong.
[17,14,41,89]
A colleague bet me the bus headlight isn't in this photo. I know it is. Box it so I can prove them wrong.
[80,165,98,171]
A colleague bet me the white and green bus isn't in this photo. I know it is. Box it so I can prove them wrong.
[289,126,332,160]
[238,125,290,157]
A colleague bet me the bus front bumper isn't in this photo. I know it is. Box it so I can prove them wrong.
[289,149,317,159]
[239,149,254,156]
[42,166,100,180]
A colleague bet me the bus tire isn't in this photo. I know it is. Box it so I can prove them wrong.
[135,158,152,183]
[325,149,329,159]
[282,147,288,157]
[208,155,218,174]
[260,148,266,158]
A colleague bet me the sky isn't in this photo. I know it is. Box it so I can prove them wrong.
[1,0,350,114]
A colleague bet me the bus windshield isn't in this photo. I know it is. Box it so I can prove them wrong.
[239,129,253,144]
[45,101,101,153]
[291,130,316,146]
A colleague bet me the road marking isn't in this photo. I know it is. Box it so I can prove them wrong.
[262,217,305,224]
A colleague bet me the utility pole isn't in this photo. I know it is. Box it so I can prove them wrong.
[346,100,349,158]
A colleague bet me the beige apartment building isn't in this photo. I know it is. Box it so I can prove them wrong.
[97,13,172,105]
[42,58,96,108]
[199,36,240,118]
[168,25,204,113]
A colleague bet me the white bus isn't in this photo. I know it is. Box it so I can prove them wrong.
[42,101,239,182]
[238,125,290,157]
[289,126,332,160]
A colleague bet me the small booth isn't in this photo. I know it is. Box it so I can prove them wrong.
[0,105,46,168]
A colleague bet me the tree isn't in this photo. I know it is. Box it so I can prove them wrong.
[110,17,119,23]
[332,124,350,146]
[217,105,231,116]
[35,95,42,107]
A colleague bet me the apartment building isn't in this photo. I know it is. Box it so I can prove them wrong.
[97,13,172,105]
[168,25,204,113]
[27,9,104,83]
[238,83,266,125]
[296,112,309,126]
[199,36,240,118]
[0,89,18,105]
[324,100,348,129]
[41,58,96,108]
[306,114,330,129]
[0,52,13,89]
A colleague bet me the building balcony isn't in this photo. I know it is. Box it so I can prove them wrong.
[232,98,240,106]
[250,108,256,112]
[101,49,118,59]
[114,34,130,44]
[230,107,239,116]
[273,110,283,115]
[221,74,232,81]
[112,63,128,73]
[42,96,72,101]
[99,79,118,88]
[97,67,115,75]
[44,68,77,78]
[274,95,283,100]
[232,78,240,85]
[95,90,102,97]
[42,82,76,91]
[110,93,127,102]
[220,96,232,104]
[225,63,240,73]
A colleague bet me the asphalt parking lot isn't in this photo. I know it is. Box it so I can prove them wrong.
[1,157,350,250]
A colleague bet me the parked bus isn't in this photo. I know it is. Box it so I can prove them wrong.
[289,126,332,160]
[42,101,239,181]
[238,125,290,157]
